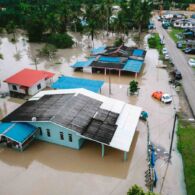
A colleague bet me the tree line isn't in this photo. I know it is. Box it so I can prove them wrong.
[0,0,152,48]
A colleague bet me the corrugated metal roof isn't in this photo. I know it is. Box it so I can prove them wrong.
[0,122,37,144]
[52,76,104,93]
[71,58,95,68]
[4,68,55,87]
[3,89,142,152]
[123,59,144,73]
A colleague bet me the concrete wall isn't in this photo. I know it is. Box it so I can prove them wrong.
[28,122,85,150]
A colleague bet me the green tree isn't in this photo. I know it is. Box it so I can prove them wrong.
[127,185,158,195]
[84,3,101,47]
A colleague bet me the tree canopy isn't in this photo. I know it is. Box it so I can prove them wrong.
[0,0,153,47]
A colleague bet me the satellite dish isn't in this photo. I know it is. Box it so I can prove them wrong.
[32,117,37,121]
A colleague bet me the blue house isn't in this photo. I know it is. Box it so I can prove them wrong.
[0,89,142,160]
[29,122,85,150]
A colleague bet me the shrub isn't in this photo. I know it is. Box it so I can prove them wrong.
[47,33,74,49]
[0,53,3,60]
[5,21,16,34]
[127,185,158,195]
[39,44,57,58]
[114,37,124,47]
[148,37,157,48]
[129,80,138,93]
[26,20,45,42]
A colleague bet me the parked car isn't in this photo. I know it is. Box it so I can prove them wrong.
[161,94,172,104]
[152,91,163,101]
[188,58,195,67]
[160,38,165,45]
[171,69,182,80]
[176,41,183,48]
[184,48,195,54]
[157,16,161,21]
[162,47,168,54]
[164,54,170,60]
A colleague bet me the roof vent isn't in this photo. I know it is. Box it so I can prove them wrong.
[32,117,37,121]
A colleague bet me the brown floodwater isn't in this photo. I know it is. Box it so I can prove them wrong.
[0,32,186,195]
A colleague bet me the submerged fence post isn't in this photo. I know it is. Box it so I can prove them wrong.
[124,151,127,161]
[101,144,105,158]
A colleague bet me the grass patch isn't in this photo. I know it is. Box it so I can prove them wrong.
[169,27,184,43]
[177,119,195,195]
[148,33,163,59]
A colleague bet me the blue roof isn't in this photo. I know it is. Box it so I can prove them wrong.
[0,122,13,134]
[123,59,144,73]
[133,49,145,57]
[52,76,104,93]
[71,58,95,68]
[0,122,37,143]
[99,56,121,63]
[91,46,106,55]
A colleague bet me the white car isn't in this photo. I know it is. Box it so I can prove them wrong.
[188,58,195,67]
[161,94,172,104]
[164,53,170,60]
[162,47,168,54]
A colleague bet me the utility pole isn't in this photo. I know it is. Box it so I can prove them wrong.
[33,57,39,70]
[108,69,112,95]
[168,112,177,162]
[159,112,177,194]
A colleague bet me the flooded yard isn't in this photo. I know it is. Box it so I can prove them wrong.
[0,33,186,195]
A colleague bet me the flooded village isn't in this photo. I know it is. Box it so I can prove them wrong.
[1,1,195,195]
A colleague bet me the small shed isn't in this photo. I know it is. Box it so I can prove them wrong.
[4,68,55,97]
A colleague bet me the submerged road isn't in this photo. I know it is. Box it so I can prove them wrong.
[154,17,195,117]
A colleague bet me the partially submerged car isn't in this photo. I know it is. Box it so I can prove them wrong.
[152,91,172,103]
[164,53,170,60]
[188,58,195,67]
[162,47,168,54]
[171,69,182,80]
[176,41,183,48]
[184,48,195,54]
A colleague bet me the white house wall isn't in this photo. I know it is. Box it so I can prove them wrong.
[28,79,47,96]
[8,84,26,94]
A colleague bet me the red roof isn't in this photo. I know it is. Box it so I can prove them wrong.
[4,68,55,87]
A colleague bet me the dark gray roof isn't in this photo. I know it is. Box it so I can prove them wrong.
[2,94,119,144]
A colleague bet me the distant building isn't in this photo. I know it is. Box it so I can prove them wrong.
[173,19,195,29]
[187,4,195,11]
[4,68,55,97]
[0,89,142,160]
[71,46,146,77]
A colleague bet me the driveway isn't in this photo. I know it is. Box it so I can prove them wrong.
[154,17,195,117]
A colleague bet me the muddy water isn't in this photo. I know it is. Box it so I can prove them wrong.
[0,33,186,195]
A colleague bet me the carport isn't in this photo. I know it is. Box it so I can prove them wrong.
[0,122,37,151]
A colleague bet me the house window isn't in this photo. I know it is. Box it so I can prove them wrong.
[47,129,51,137]
[68,134,72,142]
[38,127,42,136]
[37,83,41,90]
[12,85,17,90]
[60,132,64,140]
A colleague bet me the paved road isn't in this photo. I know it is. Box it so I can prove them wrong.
[154,17,195,117]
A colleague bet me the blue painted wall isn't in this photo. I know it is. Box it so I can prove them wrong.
[28,122,85,150]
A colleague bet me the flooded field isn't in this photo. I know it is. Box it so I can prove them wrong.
[0,33,186,195]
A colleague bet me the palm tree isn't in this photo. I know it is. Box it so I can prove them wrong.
[83,3,100,48]
[130,0,152,43]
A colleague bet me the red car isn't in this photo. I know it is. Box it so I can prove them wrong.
[152,91,163,101]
